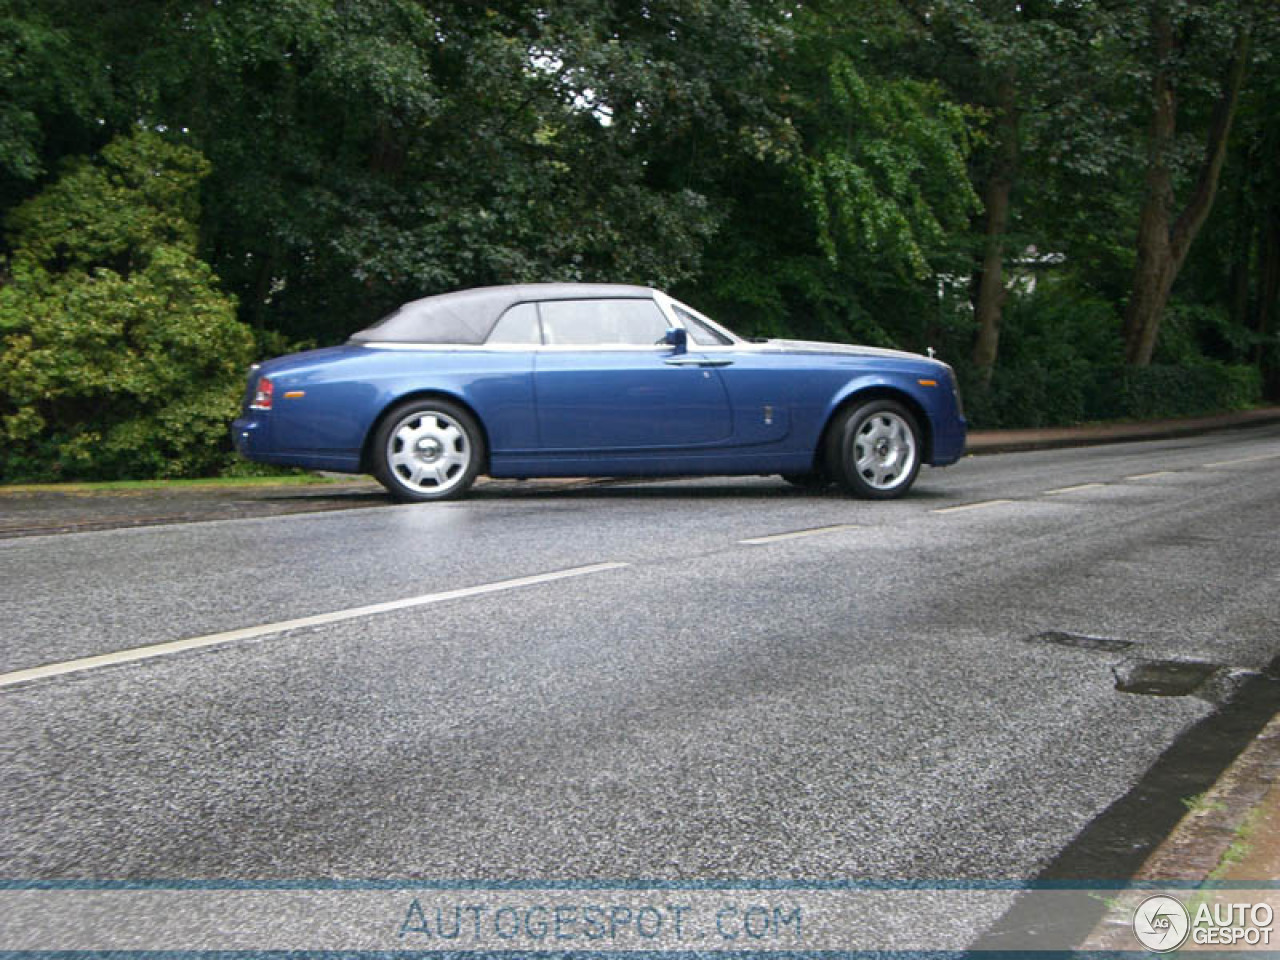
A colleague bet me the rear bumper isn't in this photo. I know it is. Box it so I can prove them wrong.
[231,415,268,459]
[231,416,362,473]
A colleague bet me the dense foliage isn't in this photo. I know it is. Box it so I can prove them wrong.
[0,131,252,480]
[0,0,1276,480]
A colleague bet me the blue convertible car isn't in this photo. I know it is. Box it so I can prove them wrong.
[233,284,966,501]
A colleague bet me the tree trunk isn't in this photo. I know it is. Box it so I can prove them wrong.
[1123,7,1251,367]
[1258,201,1280,396]
[971,72,1018,383]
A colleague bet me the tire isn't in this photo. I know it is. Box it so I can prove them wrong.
[780,471,831,490]
[372,398,485,502]
[824,399,922,499]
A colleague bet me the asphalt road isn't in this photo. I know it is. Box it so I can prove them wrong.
[1,426,1278,944]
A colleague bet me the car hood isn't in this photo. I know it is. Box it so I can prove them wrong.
[749,339,929,362]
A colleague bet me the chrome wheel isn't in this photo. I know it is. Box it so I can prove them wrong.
[387,411,470,494]
[825,399,923,499]
[852,410,917,492]
[373,399,484,501]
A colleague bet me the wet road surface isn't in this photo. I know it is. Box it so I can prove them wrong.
[1,425,1278,946]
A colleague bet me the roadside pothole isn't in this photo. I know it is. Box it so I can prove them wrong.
[1111,658,1265,705]
[1025,630,1135,653]
[1112,658,1219,697]
[1024,632,1261,704]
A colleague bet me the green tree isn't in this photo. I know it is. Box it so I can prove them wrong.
[0,0,117,231]
[0,130,254,481]
[683,2,978,351]
[1120,0,1255,366]
[803,57,976,286]
[883,0,1115,385]
[49,0,787,344]
[919,2,1088,381]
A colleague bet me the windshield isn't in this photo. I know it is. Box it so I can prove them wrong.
[665,296,743,346]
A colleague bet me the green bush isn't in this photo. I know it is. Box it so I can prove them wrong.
[1112,363,1262,419]
[963,359,1262,429]
[0,130,254,482]
[953,286,1264,429]
[953,284,1121,429]
[1156,302,1259,366]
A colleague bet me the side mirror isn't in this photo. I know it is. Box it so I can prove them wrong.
[662,327,688,354]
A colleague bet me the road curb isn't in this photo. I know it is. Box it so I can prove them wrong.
[1081,710,1280,950]
[966,407,1280,455]
[1134,711,1280,882]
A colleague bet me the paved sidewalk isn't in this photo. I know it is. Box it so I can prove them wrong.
[967,405,1280,454]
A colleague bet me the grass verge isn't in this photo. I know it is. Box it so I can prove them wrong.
[0,473,348,495]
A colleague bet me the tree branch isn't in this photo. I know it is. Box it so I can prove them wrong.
[1170,17,1252,266]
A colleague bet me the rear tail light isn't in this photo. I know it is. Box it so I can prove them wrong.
[250,376,274,410]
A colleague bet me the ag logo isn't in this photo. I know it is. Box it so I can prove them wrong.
[1133,895,1190,952]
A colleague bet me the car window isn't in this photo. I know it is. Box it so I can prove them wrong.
[539,299,668,346]
[487,302,542,345]
[674,305,733,346]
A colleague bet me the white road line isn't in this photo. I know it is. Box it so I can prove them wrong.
[932,499,1014,515]
[0,562,629,689]
[1043,482,1105,495]
[1126,471,1174,481]
[1202,452,1280,469]
[739,524,859,545]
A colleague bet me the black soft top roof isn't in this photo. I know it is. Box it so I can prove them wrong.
[349,283,656,344]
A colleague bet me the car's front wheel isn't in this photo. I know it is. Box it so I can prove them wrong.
[373,398,485,502]
[825,399,921,499]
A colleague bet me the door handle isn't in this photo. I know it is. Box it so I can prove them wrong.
[663,357,734,368]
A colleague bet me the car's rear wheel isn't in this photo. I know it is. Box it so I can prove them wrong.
[825,399,921,499]
[373,399,484,502]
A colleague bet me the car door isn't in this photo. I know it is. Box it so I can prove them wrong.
[533,297,733,450]
[668,302,793,448]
